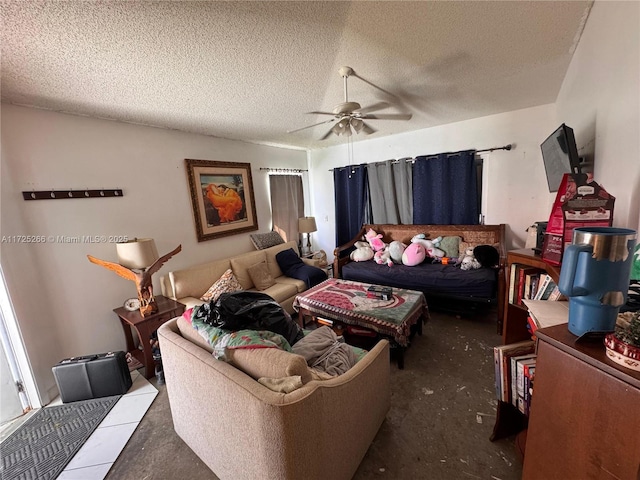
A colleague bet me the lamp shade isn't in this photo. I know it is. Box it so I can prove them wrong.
[298,217,317,234]
[116,238,159,269]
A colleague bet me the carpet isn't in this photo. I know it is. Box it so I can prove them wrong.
[0,395,121,480]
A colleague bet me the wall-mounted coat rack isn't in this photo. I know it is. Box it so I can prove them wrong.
[22,189,124,201]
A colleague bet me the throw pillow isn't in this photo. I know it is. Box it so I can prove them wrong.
[249,231,285,250]
[246,261,276,291]
[200,269,243,302]
[439,236,462,258]
[276,248,327,289]
[275,248,305,272]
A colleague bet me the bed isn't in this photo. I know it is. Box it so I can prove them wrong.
[333,224,507,331]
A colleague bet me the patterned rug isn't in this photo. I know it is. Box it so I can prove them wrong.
[0,395,120,480]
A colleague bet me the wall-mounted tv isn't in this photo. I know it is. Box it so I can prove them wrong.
[541,123,581,192]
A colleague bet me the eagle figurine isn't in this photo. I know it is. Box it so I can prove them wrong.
[88,245,181,316]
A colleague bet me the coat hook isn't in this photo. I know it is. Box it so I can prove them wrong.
[31,192,36,199]
[100,189,105,197]
[50,189,55,199]
[85,188,90,197]
[68,189,73,198]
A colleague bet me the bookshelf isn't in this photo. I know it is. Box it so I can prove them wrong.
[502,249,561,345]
[491,249,562,442]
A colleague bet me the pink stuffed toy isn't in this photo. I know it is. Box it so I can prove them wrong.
[365,228,386,252]
[401,243,426,266]
[411,234,445,258]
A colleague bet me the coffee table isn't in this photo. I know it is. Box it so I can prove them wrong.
[293,279,429,368]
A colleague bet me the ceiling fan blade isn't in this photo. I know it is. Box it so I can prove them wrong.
[308,111,336,116]
[361,122,376,135]
[287,118,335,134]
[362,113,412,121]
[356,101,390,115]
[350,71,400,101]
[320,127,335,140]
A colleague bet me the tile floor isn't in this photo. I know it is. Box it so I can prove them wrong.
[0,369,157,480]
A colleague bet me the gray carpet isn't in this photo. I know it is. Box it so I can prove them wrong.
[0,395,120,480]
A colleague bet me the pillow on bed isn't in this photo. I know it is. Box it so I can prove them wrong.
[439,236,462,257]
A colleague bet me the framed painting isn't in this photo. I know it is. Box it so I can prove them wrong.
[185,159,258,242]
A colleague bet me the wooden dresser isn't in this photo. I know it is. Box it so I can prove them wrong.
[522,324,640,479]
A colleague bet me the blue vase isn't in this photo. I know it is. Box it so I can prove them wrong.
[559,227,637,336]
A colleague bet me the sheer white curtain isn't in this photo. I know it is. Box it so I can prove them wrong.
[269,174,304,243]
[366,159,413,224]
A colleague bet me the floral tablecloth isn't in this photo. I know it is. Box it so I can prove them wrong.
[293,278,429,346]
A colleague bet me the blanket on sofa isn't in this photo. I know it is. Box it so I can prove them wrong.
[342,260,497,298]
[292,326,357,376]
[185,308,368,364]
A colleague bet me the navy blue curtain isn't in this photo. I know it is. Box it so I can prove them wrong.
[334,165,371,248]
[412,150,478,225]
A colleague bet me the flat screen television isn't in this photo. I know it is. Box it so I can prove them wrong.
[541,123,581,192]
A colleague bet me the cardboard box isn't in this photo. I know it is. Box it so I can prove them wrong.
[542,173,614,264]
[541,233,564,266]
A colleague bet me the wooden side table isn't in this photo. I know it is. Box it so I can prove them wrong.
[113,295,185,379]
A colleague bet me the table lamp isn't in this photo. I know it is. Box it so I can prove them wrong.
[298,217,317,256]
[88,238,181,317]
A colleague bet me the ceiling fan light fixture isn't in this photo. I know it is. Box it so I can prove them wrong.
[351,118,363,133]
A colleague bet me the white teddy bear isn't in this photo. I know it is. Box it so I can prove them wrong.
[458,247,481,270]
[350,241,374,262]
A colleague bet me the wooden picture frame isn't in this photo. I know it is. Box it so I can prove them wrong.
[185,159,258,242]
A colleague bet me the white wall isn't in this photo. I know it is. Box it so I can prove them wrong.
[0,104,307,403]
[308,104,558,258]
[555,0,640,232]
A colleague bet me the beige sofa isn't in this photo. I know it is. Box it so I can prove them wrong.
[158,317,391,480]
[160,241,320,313]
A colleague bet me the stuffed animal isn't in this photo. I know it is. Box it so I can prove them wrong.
[402,242,426,266]
[458,247,481,270]
[411,234,445,258]
[374,246,393,267]
[389,241,406,264]
[350,241,374,262]
[365,228,386,252]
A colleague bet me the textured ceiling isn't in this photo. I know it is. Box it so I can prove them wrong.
[2,1,592,150]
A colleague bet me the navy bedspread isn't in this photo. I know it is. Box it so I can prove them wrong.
[341,261,497,298]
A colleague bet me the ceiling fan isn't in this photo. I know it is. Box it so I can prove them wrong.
[288,66,412,140]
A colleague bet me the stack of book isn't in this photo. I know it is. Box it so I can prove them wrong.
[493,340,536,414]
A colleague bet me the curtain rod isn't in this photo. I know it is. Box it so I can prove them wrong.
[329,144,512,170]
[259,167,308,173]
[477,144,512,153]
